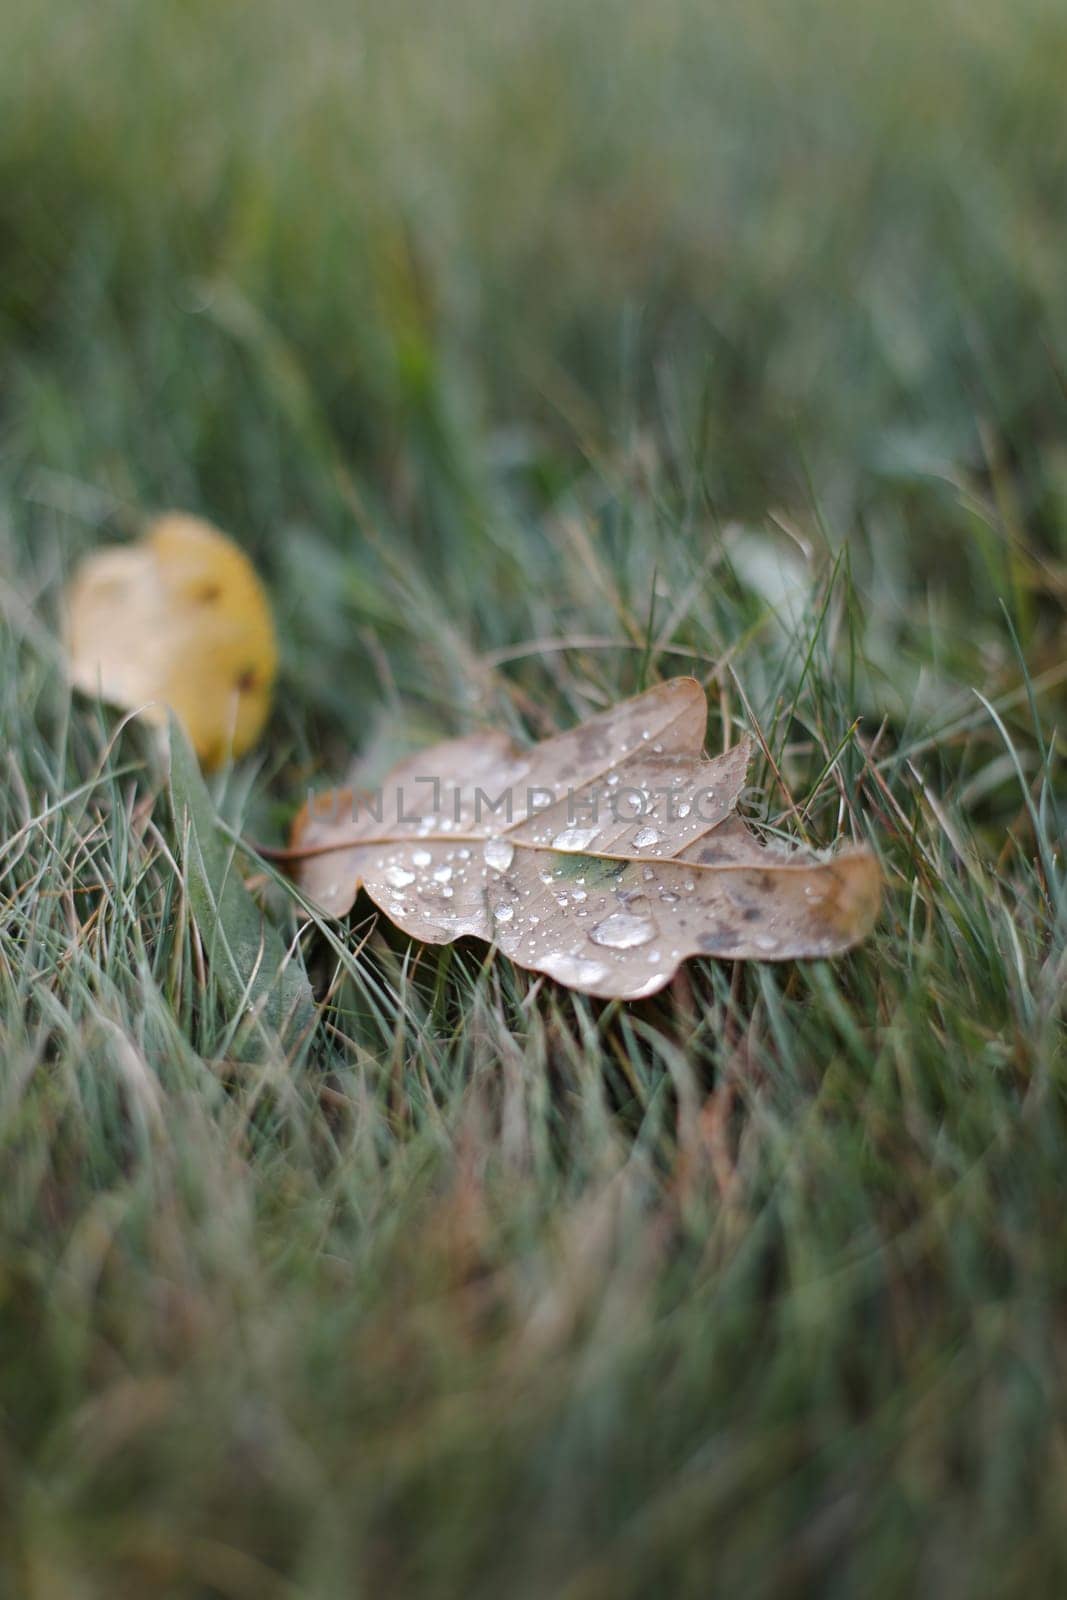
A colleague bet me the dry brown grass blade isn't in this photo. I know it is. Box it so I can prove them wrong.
[289,679,881,999]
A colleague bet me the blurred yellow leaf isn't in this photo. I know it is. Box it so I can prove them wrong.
[64,513,277,767]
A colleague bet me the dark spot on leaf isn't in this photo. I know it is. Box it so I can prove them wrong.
[742,906,761,922]
[698,927,741,952]
[196,582,223,604]
[235,667,260,693]
[577,729,612,760]
[699,845,725,863]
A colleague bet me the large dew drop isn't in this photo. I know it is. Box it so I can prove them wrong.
[483,838,515,872]
[385,865,416,889]
[632,826,660,849]
[589,913,656,949]
[539,953,610,987]
[551,825,600,852]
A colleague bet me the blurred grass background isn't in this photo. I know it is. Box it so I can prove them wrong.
[2,0,1067,1595]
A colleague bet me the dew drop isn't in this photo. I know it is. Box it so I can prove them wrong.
[633,826,661,849]
[676,801,692,819]
[412,849,432,867]
[433,864,453,883]
[754,934,779,953]
[483,838,515,872]
[493,904,515,923]
[628,973,670,999]
[589,913,656,949]
[385,865,415,889]
[552,825,600,852]
[540,953,610,987]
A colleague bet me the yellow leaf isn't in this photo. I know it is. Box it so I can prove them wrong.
[64,513,277,768]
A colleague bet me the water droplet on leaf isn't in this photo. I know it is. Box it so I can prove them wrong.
[540,953,610,987]
[484,838,515,872]
[589,913,656,949]
[552,825,600,851]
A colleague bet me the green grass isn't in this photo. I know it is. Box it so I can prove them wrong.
[2,0,1067,1593]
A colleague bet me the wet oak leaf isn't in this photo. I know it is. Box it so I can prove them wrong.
[289,678,880,1000]
[64,513,277,768]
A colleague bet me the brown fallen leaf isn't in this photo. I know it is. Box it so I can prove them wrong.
[288,678,880,1000]
[64,513,277,768]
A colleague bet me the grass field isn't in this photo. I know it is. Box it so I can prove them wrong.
[2,0,1067,1594]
